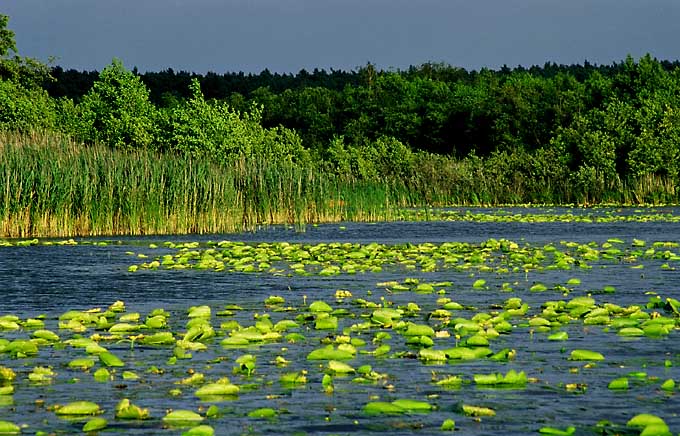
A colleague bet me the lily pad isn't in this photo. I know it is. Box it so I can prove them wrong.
[247,408,277,419]
[391,399,432,412]
[82,417,108,432]
[364,402,405,415]
[0,421,20,434]
[55,401,102,416]
[195,382,239,397]
[163,410,204,425]
[182,425,215,436]
[539,426,576,435]
[307,345,354,361]
[99,351,125,367]
[461,404,496,417]
[115,398,150,420]
[569,349,604,361]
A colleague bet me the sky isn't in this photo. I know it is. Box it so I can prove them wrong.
[4,0,680,74]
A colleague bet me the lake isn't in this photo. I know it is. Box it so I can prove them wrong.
[1,208,679,435]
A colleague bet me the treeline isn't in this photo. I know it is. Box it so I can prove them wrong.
[2,13,680,230]
[36,55,680,199]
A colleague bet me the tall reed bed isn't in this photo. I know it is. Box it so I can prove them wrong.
[2,131,678,237]
[0,131,409,237]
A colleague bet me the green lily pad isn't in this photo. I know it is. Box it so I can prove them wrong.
[115,398,150,420]
[660,379,675,391]
[307,345,354,361]
[93,368,110,382]
[639,424,672,436]
[0,421,20,434]
[309,301,333,313]
[402,323,435,337]
[0,386,14,396]
[182,425,215,436]
[314,315,338,330]
[279,371,307,385]
[472,279,486,289]
[364,402,405,415]
[569,349,604,361]
[163,410,204,425]
[618,327,644,337]
[247,408,277,419]
[607,377,628,390]
[82,417,108,432]
[441,419,455,431]
[419,348,447,361]
[627,414,667,428]
[67,358,96,370]
[140,332,175,345]
[327,360,355,374]
[31,329,60,342]
[0,367,16,382]
[55,401,102,416]
[548,331,569,341]
[195,382,240,397]
[99,351,125,367]
[391,399,432,412]
[461,404,496,417]
[539,426,576,435]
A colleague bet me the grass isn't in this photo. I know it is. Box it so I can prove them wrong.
[2,130,679,237]
[0,131,407,237]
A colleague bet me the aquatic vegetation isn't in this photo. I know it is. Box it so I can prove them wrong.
[115,398,150,420]
[82,418,108,432]
[162,410,204,425]
[0,132,407,238]
[0,421,20,434]
[55,401,102,416]
[0,230,679,434]
[539,426,575,435]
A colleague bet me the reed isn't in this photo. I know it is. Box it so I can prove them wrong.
[2,131,678,238]
[0,131,408,237]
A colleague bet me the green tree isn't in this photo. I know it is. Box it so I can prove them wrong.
[0,14,17,57]
[0,76,56,132]
[77,59,157,149]
[627,97,680,179]
[161,79,307,164]
[0,14,56,132]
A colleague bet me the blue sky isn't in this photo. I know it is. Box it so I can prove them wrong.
[4,0,680,73]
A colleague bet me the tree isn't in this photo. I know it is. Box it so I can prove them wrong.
[0,15,51,88]
[0,14,57,132]
[0,14,17,58]
[76,59,157,149]
[160,79,307,164]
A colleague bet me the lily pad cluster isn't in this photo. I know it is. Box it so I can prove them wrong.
[0,236,679,434]
[399,208,680,224]
[126,237,680,276]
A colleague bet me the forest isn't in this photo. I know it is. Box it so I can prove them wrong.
[2,14,680,235]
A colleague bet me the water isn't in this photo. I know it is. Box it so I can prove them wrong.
[1,213,679,435]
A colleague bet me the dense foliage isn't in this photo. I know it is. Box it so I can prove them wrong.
[2,14,680,215]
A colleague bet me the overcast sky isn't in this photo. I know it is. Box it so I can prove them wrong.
[4,0,680,74]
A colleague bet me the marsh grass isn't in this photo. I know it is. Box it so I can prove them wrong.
[0,131,409,237]
[2,131,678,237]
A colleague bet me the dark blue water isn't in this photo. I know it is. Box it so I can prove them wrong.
[1,215,679,435]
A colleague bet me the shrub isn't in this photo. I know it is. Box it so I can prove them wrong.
[160,79,308,164]
[0,78,56,132]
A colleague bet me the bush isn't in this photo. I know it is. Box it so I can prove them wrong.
[322,135,414,180]
[0,78,56,132]
[160,79,308,164]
